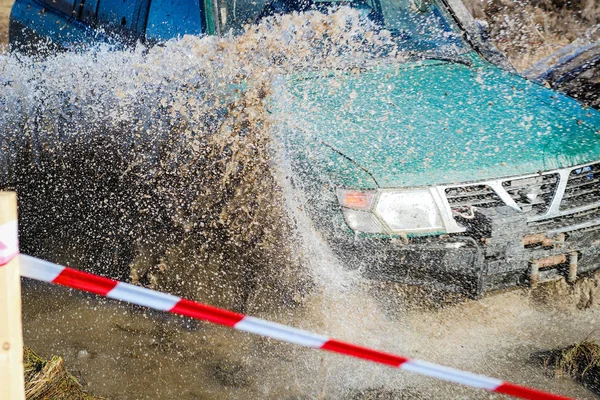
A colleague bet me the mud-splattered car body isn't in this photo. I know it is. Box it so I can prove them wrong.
[524,42,600,110]
[276,55,600,295]
[8,0,600,297]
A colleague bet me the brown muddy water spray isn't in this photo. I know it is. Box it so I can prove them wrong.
[0,9,398,306]
[1,9,599,399]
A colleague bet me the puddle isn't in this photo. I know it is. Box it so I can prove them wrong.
[21,275,600,399]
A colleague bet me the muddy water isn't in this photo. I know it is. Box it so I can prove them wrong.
[21,275,600,399]
[1,8,600,400]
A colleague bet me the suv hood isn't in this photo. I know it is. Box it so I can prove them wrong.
[280,59,600,188]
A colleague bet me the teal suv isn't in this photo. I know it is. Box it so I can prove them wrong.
[9,0,600,296]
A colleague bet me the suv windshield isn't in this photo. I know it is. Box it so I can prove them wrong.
[214,0,469,54]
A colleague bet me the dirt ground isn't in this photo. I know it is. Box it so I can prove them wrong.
[0,0,13,47]
[19,274,600,399]
[464,0,599,70]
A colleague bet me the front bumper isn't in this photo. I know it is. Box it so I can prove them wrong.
[471,206,600,293]
[329,233,485,295]
[328,160,600,297]
[329,206,600,298]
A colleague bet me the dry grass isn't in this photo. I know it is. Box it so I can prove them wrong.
[23,346,101,400]
[463,0,599,70]
[539,340,600,395]
[0,0,14,47]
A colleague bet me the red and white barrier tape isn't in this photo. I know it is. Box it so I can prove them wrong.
[18,254,571,400]
[0,220,19,266]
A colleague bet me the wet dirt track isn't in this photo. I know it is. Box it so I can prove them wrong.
[19,275,600,399]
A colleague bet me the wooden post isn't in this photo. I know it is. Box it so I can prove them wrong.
[0,192,25,400]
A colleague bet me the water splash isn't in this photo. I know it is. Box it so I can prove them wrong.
[0,8,402,310]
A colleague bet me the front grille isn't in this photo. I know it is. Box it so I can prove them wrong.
[443,161,600,234]
[445,185,503,209]
[561,163,600,210]
[502,174,559,216]
[529,206,600,234]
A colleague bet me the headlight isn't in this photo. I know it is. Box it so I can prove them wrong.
[337,189,383,233]
[337,188,457,235]
[376,190,444,233]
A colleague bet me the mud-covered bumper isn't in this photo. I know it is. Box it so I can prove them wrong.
[475,206,600,294]
[329,234,485,295]
[328,206,600,298]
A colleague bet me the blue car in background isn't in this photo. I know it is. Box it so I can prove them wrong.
[9,0,206,50]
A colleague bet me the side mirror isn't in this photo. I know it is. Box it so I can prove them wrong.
[475,19,490,41]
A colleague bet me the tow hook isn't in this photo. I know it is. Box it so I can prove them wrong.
[521,233,565,248]
[529,251,579,287]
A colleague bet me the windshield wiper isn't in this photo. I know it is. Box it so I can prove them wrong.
[417,54,472,67]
